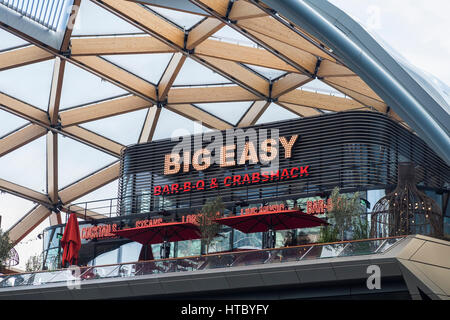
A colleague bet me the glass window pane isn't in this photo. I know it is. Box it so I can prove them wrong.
[120,242,142,263]
[208,229,232,253]
[233,230,262,250]
[95,248,119,266]
[177,239,201,258]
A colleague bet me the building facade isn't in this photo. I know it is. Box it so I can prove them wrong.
[40,111,449,269]
[0,0,449,300]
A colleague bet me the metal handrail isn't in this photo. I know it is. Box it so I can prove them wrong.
[1,236,406,279]
[0,236,407,289]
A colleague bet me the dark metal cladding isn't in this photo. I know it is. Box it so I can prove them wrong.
[117,111,450,216]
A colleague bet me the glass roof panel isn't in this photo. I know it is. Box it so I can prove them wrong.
[173,57,230,86]
[152,108,211,141]
[0,110,29,137]
[0,136,46,192]
[256,103,298,125]
[244,64,287,80]
[0,59,53,110]
[58,135,117,189]
[102,53,174,85]
[74,180,119,204]
[60,61,128,109]
[80,109,148,146]
[195,101,253,125]
[301,79,346,97]
[72,0,143,36]
[0,193,35,230]
[0,28,28,51]
[146,5,205,30]
[212,25,257,46]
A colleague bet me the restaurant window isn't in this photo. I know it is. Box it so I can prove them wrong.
[367,189,385,211]
[208,228,232,253]
[138,190,151,215]
[42,227,62,270]
[44,248,60,270]
[233,229,262,250]
[151,243,175,259]
[176,239,201,258]
[275,230,291,248]
[120,242,142,263]
[94,247,119,266]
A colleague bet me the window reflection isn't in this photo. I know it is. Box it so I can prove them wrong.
[208,229,232,253]
[94,248,119,266]
[177,239,201,257]
[233,230,262,250]
[120,242,142,263]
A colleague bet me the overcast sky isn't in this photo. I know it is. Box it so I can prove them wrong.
[1,0,449,270]
[330,0,450,87]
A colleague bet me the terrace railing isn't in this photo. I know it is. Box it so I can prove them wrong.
[0,236,406,289]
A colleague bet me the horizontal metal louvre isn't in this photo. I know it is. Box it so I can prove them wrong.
[117,111,449,215]
[0,0,71,31]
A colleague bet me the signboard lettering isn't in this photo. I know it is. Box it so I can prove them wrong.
[154,165,309,196]
[164,135,299,175]
[81,224,118,240]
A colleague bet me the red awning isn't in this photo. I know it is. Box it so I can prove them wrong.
[113,221,201,245]
[61,213,81,267]
[213,209,328,233]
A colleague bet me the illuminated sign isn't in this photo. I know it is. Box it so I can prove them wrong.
[135,218,163,228]
[181,213,202,224]
[164,135,299,175]
[240,203,285,215]
[306,199,333,215]
[154,165,309,196]
[81,224,118,240]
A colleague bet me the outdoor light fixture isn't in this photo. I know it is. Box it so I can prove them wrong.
[370,163,443,238]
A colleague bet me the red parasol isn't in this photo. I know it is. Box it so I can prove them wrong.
[113,222,202,245]
[113,221,202,259]
[61,213,82,267]
[214,209,328,233]
[138,243,154,261]
[214,209,327,248]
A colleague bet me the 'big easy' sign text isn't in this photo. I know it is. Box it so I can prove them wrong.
[164,135,299,175]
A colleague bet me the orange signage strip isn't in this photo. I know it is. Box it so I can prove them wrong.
[81,224,118,240]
